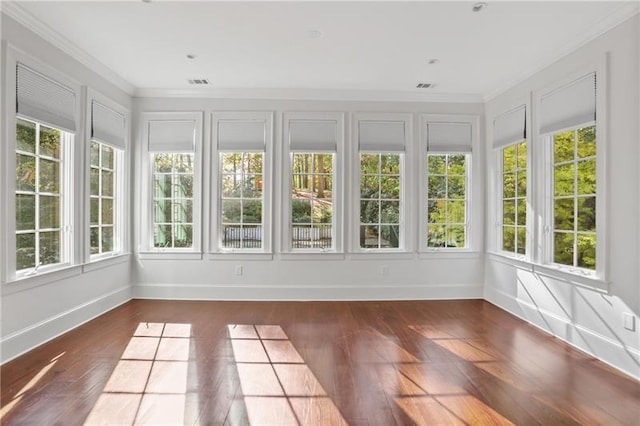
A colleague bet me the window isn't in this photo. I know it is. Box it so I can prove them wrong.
[220,152,264,249]
[152,153,194,248]
[423,119,473,250]
[501,142,527,254]
[143,112,201,254]
[291,153,334,249]
[426,154,468,248]
[551,126,596,269]
[88,98,127,259]
[360,153,401,249]
[15,118,70,271]
[212,112,271,253]
[539,71,599,273]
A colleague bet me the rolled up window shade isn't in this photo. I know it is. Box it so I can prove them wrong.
[540,72,596,135]
[148,120,195,152]
[17,63,76,133]
[91,101,126,149]
[427,122,472,153]
[217,120,265,151]
[289,120,337,151]
[359,121,405,152]
[493,105,526,149]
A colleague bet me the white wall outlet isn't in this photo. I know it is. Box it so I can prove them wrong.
[235,265,243,276]
[381,265,389,276]
[623,313,636,331]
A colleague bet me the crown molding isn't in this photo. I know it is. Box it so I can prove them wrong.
[1,1,135,96]
[134,87,484,104]
[484,2,640,102]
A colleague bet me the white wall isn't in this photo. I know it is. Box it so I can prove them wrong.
[0,14,133,363]
[484,15,640,379]
[132,98,486,301]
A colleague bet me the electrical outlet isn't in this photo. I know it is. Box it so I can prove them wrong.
[235,265,243,276]
[381,265,389,276]
[623,313,636,331]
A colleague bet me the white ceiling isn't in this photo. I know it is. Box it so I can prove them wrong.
[5,1,639,100]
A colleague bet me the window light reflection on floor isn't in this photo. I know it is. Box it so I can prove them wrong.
[227,324,348,426]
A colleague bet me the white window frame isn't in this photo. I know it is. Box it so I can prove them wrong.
[140,111,203,257]
[352,112,412,254]
[534,62,608,282]
[497,141,528,257]
[3,47,82,283]
[282,112,344,254]
[85,90,129,263]
[419,114,480,254]
[210,111,273,255]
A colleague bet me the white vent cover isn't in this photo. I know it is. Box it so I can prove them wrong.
[188,78,211,85]
[416,83,436,89]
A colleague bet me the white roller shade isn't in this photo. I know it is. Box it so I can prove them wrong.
[493,105,526,149]
[148,120,195,152]
[359,121,405,152]
[289,120,337,151]
[91,101,126,149]
[427,122,472,153]
[17,63,76,133]
[540,72,596,135]
[218,120,265,151]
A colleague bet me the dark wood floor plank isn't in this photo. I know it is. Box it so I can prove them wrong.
[1,299,639,425]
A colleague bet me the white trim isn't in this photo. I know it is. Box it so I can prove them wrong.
[483,2,640,102]
[82,252,130,273]
[0,285,131,364]
[0,2,135,96]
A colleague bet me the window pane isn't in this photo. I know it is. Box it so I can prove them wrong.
[242,225,262,248]
[90,142,100,167]
[516,228,526,255]
[447,201,465,224]
[154,174,172,198]
[554,131,574,163]
[222,153,242,173]
[154,199,172,223]
[222,175,242,197]
[102,170,114,197]
[154,224,172,247]
[39,159,60,193]
[502,145,516,172]
[577,159,596,195]
[39,126,61,159]
[173,224,193,247]
[380,201,399,224]
[16,194,36,230]
[102,198,114,224]
[516,142,527,169]
[360,200,379,224]
[16,233,36,270]
[448,176,465,199]
[90,168,100,196]
[502,173,515,199]
[577,197,596,232]
[554,198,574,231]
[312,203,331,224]
[577,126,596,158]
[381,155,400,174]
[502,226,515,252]
[39,195,60,229]
[17,119,36,153]
[577,234,596,270]
[360,175,379,198]
[222,199,242,223]
[447,225,465,248]
[177,175,194,197]
[447,155,466,175]
[516,172,526,197]
[154,154,173,172]
[16,154,36,191]
[90,227,100,254]
[380,225,399,248]
[427,225,445,248]
[553,233,574,266]
[360,154,379,173]
[101,144,114,169]
[380,177,400,199]
[428,155,445,175]
[503,200,515,225]
[554,164,574,196]
[40,231,60,265]
[360,225,379,248]
[516,199,526,226]
[174,154,193,173]
[428,200,444,224]
[243,200,262,224]
[102,226,114,253]
[428,176,446,199]
[175,199,193,223]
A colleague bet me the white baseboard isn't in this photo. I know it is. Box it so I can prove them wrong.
[133,283,484,301]
[485,286,640,380]
[0,286,132,364]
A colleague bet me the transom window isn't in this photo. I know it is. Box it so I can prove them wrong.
[152,153,194,248]
[15,118,67,271]
[291,153,334,249]
[501,142,527,254]
[427,154,468,248]
[359,153,401,249]
[220,152,264,249]
[552,126,596,270]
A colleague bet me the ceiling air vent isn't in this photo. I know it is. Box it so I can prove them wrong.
[416,83,435,89]
[188,78,211,85]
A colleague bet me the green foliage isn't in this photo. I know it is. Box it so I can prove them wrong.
[501,142,527,254]
[427,154,467,248]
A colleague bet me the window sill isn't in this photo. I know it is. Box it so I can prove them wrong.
[83,253,131,273]
[208,252,273,261]
[348,252,415,261]
[279,252,345,261]
[487,252,609,293]
[418,250,482,260]
[2,264,82,296]
[137,252,203,260]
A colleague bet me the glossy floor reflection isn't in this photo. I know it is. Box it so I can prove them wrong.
[1,300,638,425]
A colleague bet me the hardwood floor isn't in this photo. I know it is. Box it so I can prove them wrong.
[1,299,639,425]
